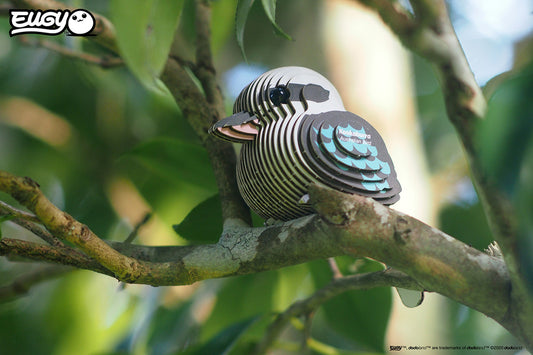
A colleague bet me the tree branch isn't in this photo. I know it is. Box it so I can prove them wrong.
[1,170,525,348]
[0,200,40,223]
[161,0,251,227]
[0,238,111,276]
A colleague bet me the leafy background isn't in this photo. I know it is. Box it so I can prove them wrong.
[0,0,531,354]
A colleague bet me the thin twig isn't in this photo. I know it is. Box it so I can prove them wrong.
[11,218,64,247]
[327,257,343,279]
[123,212,152,244]
[0,265,72,303]
[0,238,112,276]
[0,201,64,247]
[18,36,124,68]
[0,200,40,223]
[194,0,222,107]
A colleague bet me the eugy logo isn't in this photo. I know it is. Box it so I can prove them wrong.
[9,9,96,37]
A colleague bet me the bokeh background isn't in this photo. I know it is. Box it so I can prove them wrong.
[0,0,532,353]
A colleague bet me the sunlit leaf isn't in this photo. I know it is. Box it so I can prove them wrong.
[212,0,240,54]
[111,0,185,92]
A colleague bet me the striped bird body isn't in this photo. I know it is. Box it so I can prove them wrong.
[210,66,401,221]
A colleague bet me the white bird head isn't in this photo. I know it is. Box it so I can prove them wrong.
[233,66,346,122]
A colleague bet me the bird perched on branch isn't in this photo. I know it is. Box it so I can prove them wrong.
[209,66,401,221]
[210,67,422,307]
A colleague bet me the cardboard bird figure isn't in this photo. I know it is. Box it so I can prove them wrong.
[209,66,401,221]
[210,66,423,308]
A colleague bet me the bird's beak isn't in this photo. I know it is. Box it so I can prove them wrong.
[208,111,260,143]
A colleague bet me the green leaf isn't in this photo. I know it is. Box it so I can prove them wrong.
[202,272,278,341]
[193,315,261,355]
[235,0,292,61]
[479,64,533,195]
[173,194,222,243]
[121,138,217,193]
[202,264,311,343]
[309,258,391,352]
[235,0,255,61]
[479,62,533,292]
[111,0,185,92]
[439,202,493,251]
[260,0,292,40]
[145,300,201,354]
[212,0,240,54]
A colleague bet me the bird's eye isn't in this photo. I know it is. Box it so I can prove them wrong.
[269,86,290,106]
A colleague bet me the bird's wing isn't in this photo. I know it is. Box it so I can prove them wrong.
[298,111,401,204]
[208,111,261,143]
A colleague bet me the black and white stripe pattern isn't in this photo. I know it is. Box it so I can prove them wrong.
[210,66,401,221]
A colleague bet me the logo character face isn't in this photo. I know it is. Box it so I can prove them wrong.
[9,8,96,37]
[67,10,95,35]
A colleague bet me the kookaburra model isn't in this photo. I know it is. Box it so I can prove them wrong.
[209,66,401,221]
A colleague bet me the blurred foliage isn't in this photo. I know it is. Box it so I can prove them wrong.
[0,0,529,354]
[478,61,533,292]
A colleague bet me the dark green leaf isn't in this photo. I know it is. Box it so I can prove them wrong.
[479,63,533,291]
[446,298,523,347]
[478,64,533,195]
[439,202,493,251]
[309,258,391,352]
[192,315,261,355]
[203,264,311,343]
[145,300,200,354]
[235,0,255,61]
[173,194,222,243]
[202,273,278,341]
[260,0,292,40]
[121,138,217,193]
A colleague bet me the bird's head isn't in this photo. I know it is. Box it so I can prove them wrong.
[234,66,345,122]
[209,67,346,142]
